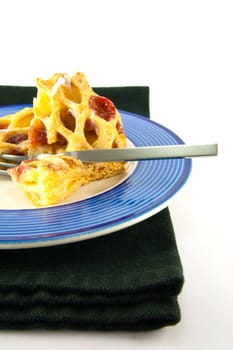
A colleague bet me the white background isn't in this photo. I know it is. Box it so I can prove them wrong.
[0,0,232,349]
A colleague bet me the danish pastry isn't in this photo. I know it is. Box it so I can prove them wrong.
[1,72,127,206]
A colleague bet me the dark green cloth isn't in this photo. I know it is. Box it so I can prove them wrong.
[0,85,183,331]
[0,85,150,117]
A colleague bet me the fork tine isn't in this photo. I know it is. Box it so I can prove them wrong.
[0,161,17,168]
[0,154,27,176]
[0,154,28,162]
[0,169,9,176]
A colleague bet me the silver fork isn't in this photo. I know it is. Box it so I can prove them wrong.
[0,143,218,177]
[0,154,28,176]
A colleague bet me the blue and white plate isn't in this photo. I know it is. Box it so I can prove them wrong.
[0,105,191,249]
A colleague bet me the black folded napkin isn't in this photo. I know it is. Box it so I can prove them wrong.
[0,85,184,331]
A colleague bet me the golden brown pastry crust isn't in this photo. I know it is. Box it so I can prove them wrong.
[8,157,126,207]
[30,72,126,153]
[8,156,88,206]
[1,72,127,206]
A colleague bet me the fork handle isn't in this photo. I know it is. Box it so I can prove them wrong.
[69,143,218,162]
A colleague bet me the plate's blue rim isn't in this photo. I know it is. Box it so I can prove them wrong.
[0,105,192,248]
